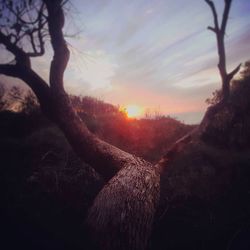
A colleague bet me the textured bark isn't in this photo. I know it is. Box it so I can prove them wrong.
[87,159,160,250]
[86,130,198,250]
[0,2,214,250]
[0,3,162,249]
[50,91,148,179]
[0,1,142,180]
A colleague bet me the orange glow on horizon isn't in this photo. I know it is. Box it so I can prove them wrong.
[124,105,144,118]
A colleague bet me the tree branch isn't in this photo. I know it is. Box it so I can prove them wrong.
[228,63,241,81]
[205,0,219,32]
[44,0,70,91]
[0,0,156,184]
[29,32,38,54]
[0,64,20,78]
[207,26,217,33]
[221,0,232,35]
[205,0,234,100]
[0,31,30,67]
[0,63,51,115]
[26,22,47,57]
[26,3,46,57]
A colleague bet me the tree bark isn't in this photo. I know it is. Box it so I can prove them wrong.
[0,2,162,248]
[87,160,160,250]
[50,90,148,179]
[0,0,147,181]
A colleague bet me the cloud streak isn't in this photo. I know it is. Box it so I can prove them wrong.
[0,0,249,123]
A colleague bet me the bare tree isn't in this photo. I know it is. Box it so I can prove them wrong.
[0,1,159,249]
[1,1,244,249]
[205,0,241,101]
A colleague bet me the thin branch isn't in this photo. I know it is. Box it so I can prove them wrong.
[1,1,47,58]
[221,0,232,34]
[207,26,217,33]
[26,20,47,57]
[0,30,30,66]
[0,62,52,116]
[26,2,47,57]
[29,31,37,53]
[6,1,43,26]
[36,3,46,56]
[205,0,219,32]
[228,63,241,80]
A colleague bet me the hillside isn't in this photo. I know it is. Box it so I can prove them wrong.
[0,90,194,249]
[153,66,250,249]
[1,64,250,249]
[71,95,195,162]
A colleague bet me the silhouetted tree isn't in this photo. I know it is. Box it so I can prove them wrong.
[0,1,246,249]
[0,1,159,249]
[205,0,241,101]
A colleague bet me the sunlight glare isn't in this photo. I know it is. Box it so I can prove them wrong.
[125,105,144,118]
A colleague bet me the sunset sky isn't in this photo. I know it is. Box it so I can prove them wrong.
[1,0,250,123]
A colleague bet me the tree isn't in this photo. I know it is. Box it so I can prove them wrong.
[0,1,245,249]
[205,0,241,101]
[0,1,159,249]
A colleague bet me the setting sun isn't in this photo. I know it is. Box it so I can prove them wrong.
[125,105,144,118]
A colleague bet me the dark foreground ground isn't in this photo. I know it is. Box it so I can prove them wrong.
[1,84,250,250]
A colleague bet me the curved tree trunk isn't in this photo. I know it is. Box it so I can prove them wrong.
[1,2,241,247]
[87,160,160,250]
[87,130,197,250]
[0,2,162,249]
[50,90,148,180]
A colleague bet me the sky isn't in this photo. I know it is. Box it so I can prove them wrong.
[1,0,250,123]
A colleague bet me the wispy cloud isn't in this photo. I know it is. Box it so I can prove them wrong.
[0,0,249,123]
[65,49,118,94]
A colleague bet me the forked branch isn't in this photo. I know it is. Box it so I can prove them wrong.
[205,0,219,33]
[0,31,30,66]
[0,0,48,59]
[0,0,143,181]
[205,0,240,101]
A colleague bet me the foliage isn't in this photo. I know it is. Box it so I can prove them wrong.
[0,85,195,162]
[69,95,195,162]
[0,82,39,113]
[205,89,222,106]
[0,109,103,249]
[201,60,250,149]
[231,60,250,92]
[21,90,39,114]
[2,86,250,249]
[0,93,194,249]
[205,61,250,107]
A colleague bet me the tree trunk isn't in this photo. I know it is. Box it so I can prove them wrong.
[0,2,174,249]
[205,0,240,102]
[50,90,145,180]
[86,131,196,250]
[222,76,230,101]
[87,160,160,250]
[1,65,126,180]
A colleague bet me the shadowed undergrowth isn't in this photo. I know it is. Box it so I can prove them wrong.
[1,70,250,249]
